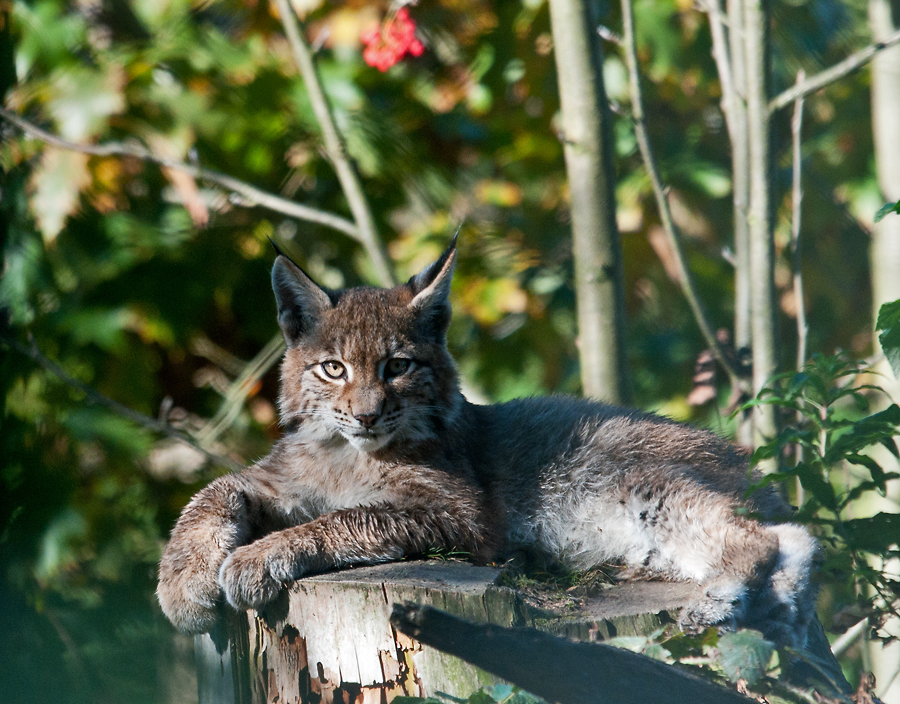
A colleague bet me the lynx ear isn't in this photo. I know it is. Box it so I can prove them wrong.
[271,255,333,344]
[407,237,457,336]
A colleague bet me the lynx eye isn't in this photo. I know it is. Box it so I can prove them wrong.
[320,360,346,380]
[384,358,412,379]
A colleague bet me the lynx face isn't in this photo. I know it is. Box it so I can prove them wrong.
[272,247,460,453]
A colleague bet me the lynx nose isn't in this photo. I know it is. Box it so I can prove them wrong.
[354,412,380,429]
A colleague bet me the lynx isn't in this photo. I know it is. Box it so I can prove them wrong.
[157,240,818,647]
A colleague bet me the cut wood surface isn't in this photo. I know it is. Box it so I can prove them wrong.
[193,561,847,704]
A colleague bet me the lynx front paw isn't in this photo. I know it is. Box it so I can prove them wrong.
[157,569,221,634]
[218,539,298,611]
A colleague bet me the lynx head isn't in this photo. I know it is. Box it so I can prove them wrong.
[271,241,461,452]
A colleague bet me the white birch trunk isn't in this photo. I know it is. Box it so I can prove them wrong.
[867,1,900,699]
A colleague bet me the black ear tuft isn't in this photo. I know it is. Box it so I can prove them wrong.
[407,237,457,338]
[271,255,333,345]
[267,237,289,259]
[407,234,458,296]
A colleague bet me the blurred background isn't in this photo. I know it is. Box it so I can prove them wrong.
[0,0,896,702]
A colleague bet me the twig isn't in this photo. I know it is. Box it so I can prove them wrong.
[0,107,360,240]
[768,681,826,704]
[273,0,397,287]
[195,333,286,449]
[830,617,868,659]
[619,0,742,389]
[769,28,900,113]
[3,334,243,472]
[700,0,736,131]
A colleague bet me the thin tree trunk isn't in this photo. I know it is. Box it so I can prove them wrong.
[547,0,631,403]
[867,2,900,699]
[727,0,751,360]
[742,0,777,450]
[728,0,754,446]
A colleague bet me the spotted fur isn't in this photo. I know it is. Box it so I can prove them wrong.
[157,242,817,646]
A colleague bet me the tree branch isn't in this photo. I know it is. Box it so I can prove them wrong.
[789,70,808,504]
[769,28,900,114]
[700,0,736,130]
[0,107,360,240]
[790,70,808,371]
[3,334,243,472]
[273,0,397,287]
[620,0,742,388]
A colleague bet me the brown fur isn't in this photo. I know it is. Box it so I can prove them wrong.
[158,242,817,646]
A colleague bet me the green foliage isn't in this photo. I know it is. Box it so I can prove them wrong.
[742,353,900,640]
[874,199,900,223]
[604,626,815,700]
[393,683,548,704]
[715,630,775,686]
[876,299,900,378]
[0,0,895,701]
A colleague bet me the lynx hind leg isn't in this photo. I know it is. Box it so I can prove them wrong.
[680,520,818,648]
[678,516,781,636]
[157,475,251,634]
[743,523,819,648]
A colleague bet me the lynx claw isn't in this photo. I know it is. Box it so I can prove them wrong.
[218,544,287,611]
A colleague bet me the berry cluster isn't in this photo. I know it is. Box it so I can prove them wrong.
[361,7,425,72]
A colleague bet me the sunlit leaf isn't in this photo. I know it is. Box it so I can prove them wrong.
[46,66,125,141]
[28,147,90,243]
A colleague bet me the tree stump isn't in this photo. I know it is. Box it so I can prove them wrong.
[194,561,703,704]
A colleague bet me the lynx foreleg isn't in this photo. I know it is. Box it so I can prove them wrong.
[157,474,253,634]
[219,503,488,612]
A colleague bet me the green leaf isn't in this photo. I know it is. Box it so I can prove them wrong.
[488,684,513,702]
[843,474,900,504]
[466,691,497,704]
[876,300,900,377]
[842,513,900,552]
[505,691,547,704]
[875,200,900,223]
[844,454,887,486]
[715,630,774,685]
[824,405,900,464]
[797,468,838,511]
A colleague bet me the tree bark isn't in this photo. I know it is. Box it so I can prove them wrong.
[867,3,900,700]
[742,0,778,452]
[727,0,755,446]
[547,0,631,404]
